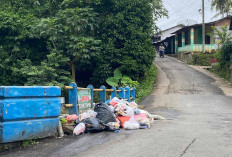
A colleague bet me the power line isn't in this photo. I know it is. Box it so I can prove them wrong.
[156,0,217,30]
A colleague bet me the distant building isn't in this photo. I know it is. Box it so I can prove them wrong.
[153,25,184,54]
[172,16,232,53]
[154,16,232,54]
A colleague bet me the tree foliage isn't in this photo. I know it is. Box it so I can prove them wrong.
[0,0,167,87]
[92,0,167,85]
[211,24,232,46]
[211,0,232,17]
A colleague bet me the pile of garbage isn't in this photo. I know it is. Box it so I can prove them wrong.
[60,97,165,136]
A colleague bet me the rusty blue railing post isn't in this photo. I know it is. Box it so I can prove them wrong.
[69,82,78,115]
[130,88,135,102]
[87,84,94,108]
[100,85,106,103]
[111,87,117,99]
[125,86,130,102]
[118,87,125,99]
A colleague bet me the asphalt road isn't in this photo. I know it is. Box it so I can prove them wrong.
[1,56,232,157]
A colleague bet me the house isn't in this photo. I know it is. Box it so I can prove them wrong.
[153,25,184,54]
[172,16,232,53]
[154,16,232,54]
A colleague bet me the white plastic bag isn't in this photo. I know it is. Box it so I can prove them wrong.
[123,117,139,130]
[109,105,115,113]
[79,110,97,121]
[123,106,134,117]
[129,102,138,110]
[73,123,86,135]
[111,97,120,103]
[115,104,134,117]
[107,122,120,130]
[118,99,127,105]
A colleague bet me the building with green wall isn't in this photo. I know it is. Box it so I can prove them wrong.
[155,16,232,54]
[173,24,216,53]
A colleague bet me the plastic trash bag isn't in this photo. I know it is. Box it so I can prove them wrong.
[117,116,131,128]
[118,99,127,105]
[134,113,151,128]
[134,109,141,115]
[94,103,116,124]
[115,103,134,117]
[109,105,115,113]
[123,117,139,130]
[123,106,134,117]
[138,121,149,129]
[83,117,105,133]
[129,102,138,110]
[73,123,86,135]
[110,97,120,107]
[66,114,78,122]
[79,110,97,121]
[107,122,120,130]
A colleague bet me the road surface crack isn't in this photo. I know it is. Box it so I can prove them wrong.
[179,138,197,157]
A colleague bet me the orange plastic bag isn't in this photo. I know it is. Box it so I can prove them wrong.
[117,116,131,128]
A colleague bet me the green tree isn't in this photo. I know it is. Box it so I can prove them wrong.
[32,7,100,82]
[211,0,232,17]
[91,0,167,85]
[211,24,232,46]
[14,53,72,86]
[0,10,49,85]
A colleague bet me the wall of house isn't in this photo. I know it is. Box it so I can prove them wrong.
[214,18,231,27]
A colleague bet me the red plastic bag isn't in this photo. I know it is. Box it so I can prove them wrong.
[134,113,149,120]
[66,114,78,122]
[110,101,118,107]
[117,116,131,128]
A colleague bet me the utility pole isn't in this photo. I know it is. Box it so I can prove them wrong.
[202,0,205,53]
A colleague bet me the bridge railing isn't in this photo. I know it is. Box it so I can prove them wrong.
[64,82,135,115]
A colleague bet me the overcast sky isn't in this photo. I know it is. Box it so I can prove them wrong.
[156,0,220,30]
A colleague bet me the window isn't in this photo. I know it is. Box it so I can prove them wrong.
[205,35,210,44]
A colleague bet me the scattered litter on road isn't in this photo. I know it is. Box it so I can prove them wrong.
[73,123,85,135]
[61,97,165,136]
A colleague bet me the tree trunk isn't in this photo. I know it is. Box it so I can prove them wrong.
[71,62,76,82]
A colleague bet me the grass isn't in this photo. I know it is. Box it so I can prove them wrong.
[135,64,157,103]
[210,62,231,83]
[22,139,36,147]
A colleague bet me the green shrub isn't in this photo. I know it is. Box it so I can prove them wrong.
[221,40,232,63]
[191,53,215,66]
[210,62,230,80]
[210,40,232,82]
[135,64,157,102]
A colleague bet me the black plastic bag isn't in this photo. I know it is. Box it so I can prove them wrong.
[94,103,116,124]
[83,117,104,133]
